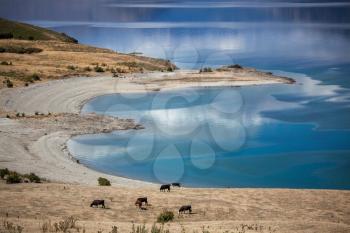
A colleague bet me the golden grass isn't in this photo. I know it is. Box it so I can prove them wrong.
[0,181,349,232]
[0,39,174,89]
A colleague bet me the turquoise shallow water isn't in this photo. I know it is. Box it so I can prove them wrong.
[68,69,350,189]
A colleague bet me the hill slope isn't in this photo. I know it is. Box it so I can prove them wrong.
[0,19,176,88]
[0,18,78,43]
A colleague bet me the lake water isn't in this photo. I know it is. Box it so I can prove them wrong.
[2,0,350,188]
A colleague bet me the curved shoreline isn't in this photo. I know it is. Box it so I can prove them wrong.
[0,71,294,187]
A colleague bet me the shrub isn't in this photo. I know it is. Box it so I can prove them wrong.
[35,111,39,115]
[6,114,10,118]
[30,73,41,81]
[110,226,118,233]
[0,33,14,39]
[16,112,20,117]
[0,168,10,179]
[200,67,213,73]
[131,224,147,233]
[151,224,170,233]
[6,79,13,88]
[21,113,25,117]
[167,66,174,72]
[157,211,174,223]
[6,172,21,184]
[228,64,242,69]
[84,66,92,72]
[25,172,41,183]
[28,36,34,40]
[2,220,24,233]
[1,61,12,65]
[0,46,42,54]
[94,66,104,72]
[98,177,111,186]
[67,65,76,70]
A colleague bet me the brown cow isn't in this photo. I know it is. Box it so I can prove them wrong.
[179,205,192,214]
[135,197,148,207]
[160,184,171,192]
[90,200,105,208]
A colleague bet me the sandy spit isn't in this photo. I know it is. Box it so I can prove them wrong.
[0,71,292,186]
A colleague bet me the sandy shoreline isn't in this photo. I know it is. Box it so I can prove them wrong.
[0,70,293,186]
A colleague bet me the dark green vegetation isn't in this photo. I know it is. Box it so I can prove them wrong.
[199,67,213,73]
[228,64,243,69]
[0,18,78,43]
[0,61,12,65]
[3,78,13,88]
[156,211,174,223]
[94,65,105,73]
[0,45,42,54]
[98,177,111,186]
[0,168,41,184]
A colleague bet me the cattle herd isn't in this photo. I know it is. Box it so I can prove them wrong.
[90,182,193,214]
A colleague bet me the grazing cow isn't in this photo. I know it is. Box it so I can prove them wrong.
[160,184,171,192]
[135,197,148,207]
[90,200,105,208]
[179,205,192,214]
[172,183,181,187]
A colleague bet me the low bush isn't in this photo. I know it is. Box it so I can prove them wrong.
[2,220,24,233]
[1,61,12,65]
[151,224,170,233]
[0,32,14,39]
[30,73,40,81]
[200,67,213,73]
[131,224,147,233]
[0,168,10,179]
[6,172,21,184]
[0,46,42,54]
[98,177,111,186]
[24,172,41,183]
[157,210,174,223]
[228,64,242,69]
[5,79,13,88]
[84,66,92,72]
[94,66,104,72]
[67,65,76,70]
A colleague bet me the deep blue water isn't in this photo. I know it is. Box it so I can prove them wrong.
[2,0,350,188]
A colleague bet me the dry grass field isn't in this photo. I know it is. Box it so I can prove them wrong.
[0,181,349,233]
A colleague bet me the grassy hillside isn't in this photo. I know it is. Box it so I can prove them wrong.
[0,18,78,43]
[0,19,176,89]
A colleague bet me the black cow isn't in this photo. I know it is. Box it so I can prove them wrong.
[135,197,148,207]
[90,200,105,208]
[179,205,192,214]
[160,184,171,192]
[172,183,181,187]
